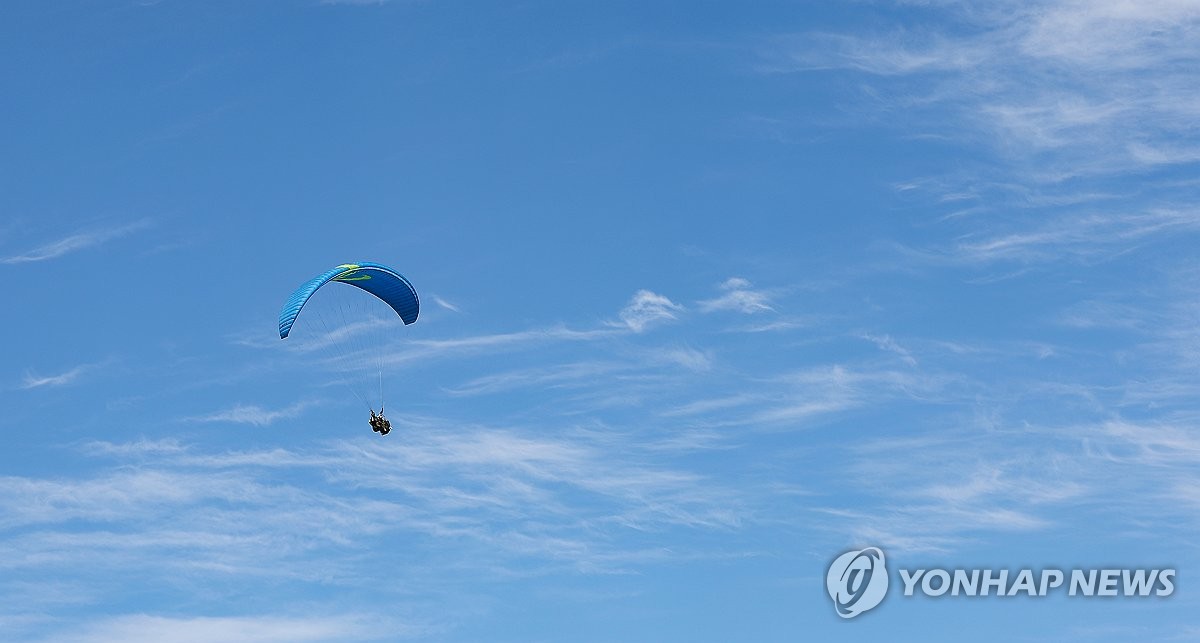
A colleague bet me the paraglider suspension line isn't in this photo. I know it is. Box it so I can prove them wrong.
[313,306,372,412]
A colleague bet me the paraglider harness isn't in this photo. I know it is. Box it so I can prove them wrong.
[369,408,391,435]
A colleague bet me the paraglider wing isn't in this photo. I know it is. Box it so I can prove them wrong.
[278,262,419,339]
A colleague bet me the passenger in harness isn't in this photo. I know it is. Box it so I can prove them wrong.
[369,408,391,435]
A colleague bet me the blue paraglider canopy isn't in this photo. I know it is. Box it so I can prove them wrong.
[278,262,419,340]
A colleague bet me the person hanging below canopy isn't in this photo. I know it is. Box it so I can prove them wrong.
[369,408,392,435]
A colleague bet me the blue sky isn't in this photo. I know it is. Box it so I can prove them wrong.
[3,0,1199,640]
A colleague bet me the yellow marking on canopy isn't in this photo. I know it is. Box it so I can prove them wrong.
[334,268,372,282]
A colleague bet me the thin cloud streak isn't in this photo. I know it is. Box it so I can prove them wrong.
[1,220,152,265]
[862,334,918,366]
[35,613,419,643]
[951,210,1200,264]
[184,401,317,427]
[445,361,627,396]
[697,278,774,314]
[384,325,620,367]
[20,365,92,390]
[432,295,461,313]
[614,290,685,332]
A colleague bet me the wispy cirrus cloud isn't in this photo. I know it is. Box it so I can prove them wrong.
[34,613,416,643]
[20,364,93,390]
[184,401,316,427]
[651,346,713,372]
[613,290,685,332]
[949,209,1200,264]
[0,422,753,642]
[431,295,460,313]
[861,333,917,367]
[650,362,952,432]
[697,278,774,314]
[740,365,940,428]
[827,436,1080,553]
[83,438,188,457]
[1,219,152,265]
[760,0,1200,269]
[384,325,617,366]
[762,0,1200,177]
[445,361,627,396]
[820,407,1200,554]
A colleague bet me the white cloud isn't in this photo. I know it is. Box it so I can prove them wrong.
[653,347,713,372]
[1,220,151,265]
[1094,419,1200,466]
[0,422,755,635]
[817,405,1200,554]
[615,290,684,332]
[431,295,460,313]
[385,325,616,367]
[862,333,918,366]
[698,278,774,314]
[758,0,1200,272]
[40,613,410,643]
[20,364,92,390]
[659,364,947,431]
[83,438,188,457]
[949,209,1200,264]
[445,361,626,396]
[184,401,316,427]
[658,393,759,418]
[850,2,1193,173]
[1054,299,1151,330]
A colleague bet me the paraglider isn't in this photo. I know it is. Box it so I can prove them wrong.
[279,262,418,435]
[369,408,391,435]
